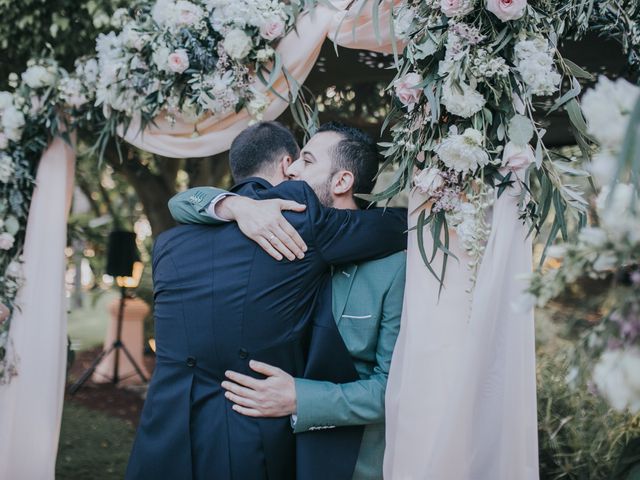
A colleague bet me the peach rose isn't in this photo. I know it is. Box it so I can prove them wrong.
[394,72,423,111]
[486,0,527,21]
[167,49,190,74]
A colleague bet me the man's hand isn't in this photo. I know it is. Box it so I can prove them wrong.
[216,196,307,261]
[222,360,297,418]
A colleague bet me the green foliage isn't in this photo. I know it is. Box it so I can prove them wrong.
[537,346,640,479]
[0,0,129,86]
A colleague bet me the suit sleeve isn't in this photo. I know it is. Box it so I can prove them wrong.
[292,260,406,432]
[302,184,408,264]
[168,186,231,225]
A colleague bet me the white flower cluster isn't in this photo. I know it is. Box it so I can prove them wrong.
[435,127,489,174]
[0,91,25,149]
[593,347,640,413]
[514,37,561,96]
[21,62,57,90]
[95,0,290,121]
[582,76,640,185]
[469,48,509,79]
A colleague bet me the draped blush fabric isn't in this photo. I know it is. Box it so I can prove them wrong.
[121,0,401,158]
[384,187,538,479]
[0,137,76,480]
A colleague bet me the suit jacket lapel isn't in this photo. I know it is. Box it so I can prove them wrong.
[333,264,358,326]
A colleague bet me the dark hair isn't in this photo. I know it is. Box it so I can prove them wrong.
[229,121,300,182]
[317,122,380,209]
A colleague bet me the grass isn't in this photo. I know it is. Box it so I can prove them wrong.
[56,402,135,480]
[67,290,118,351]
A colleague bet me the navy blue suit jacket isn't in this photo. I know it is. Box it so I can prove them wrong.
[126,178,407,480]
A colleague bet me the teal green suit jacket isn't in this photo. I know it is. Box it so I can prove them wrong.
[168,187,406,480]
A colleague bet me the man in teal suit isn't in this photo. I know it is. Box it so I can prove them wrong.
[169,122,406,479]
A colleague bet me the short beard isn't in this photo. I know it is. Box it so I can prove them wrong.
[311,178,334,208]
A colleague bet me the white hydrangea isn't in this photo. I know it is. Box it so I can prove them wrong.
[21,65,56,89]
[435,127,489,174]
[593,348,640,413]
[514,38,561,96]
[441,79,486,118]
[581,76,640,149]
[0,91,13,110]
[1,106,26,141]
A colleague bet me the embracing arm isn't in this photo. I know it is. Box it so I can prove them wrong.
[168,187,231,225]
[168,186,308,260]
[293,260,406,431]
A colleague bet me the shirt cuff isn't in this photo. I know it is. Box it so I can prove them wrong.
[205,193,237,221]
[290,414,298,429]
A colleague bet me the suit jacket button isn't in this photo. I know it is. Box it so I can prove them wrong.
[186,356,197,367]
[238,348,249,359]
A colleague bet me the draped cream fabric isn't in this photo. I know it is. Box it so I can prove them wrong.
[0,137,76,480]
[384,187,539,480]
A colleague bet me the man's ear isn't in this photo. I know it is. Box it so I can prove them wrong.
[333,170,355,195]
[278,155,293,177]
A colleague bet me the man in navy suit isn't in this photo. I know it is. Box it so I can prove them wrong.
[125,122,407,480]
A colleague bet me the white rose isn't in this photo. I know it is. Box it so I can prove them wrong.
[414,167,445,196]
[259,18,286,41]
[581,76,640,148]
[152,0,177,27]
[167,49,190,73]
[1,106,25,141]
[0,91,13,109]
[514,38,561,96]
[501,141,535,172]
[440,0,475,17]
[21,65,56,89]
[176,1,204,26]
[0,232,15,250]
[0,154,14,183]
[223,29,253,60]
[441,79,485,118]
[436,127,489,174]
[152,45,172,71]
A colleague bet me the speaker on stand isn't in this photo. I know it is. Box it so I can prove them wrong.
[69,231,149,394]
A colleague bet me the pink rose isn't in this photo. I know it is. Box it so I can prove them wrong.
[486,0,527,21]
[394,72,423,111]
[167,49,189,74]
[260,18,285,41]
[440,0,474,17]
[0,303,9,325]
[0,133,8,150]
[0,232,15,250]
[501,141,535,172]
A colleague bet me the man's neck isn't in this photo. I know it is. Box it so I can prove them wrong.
[332,196,359,210]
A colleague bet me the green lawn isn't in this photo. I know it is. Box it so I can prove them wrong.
[67,290,118,352]
[56,403,135,480]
